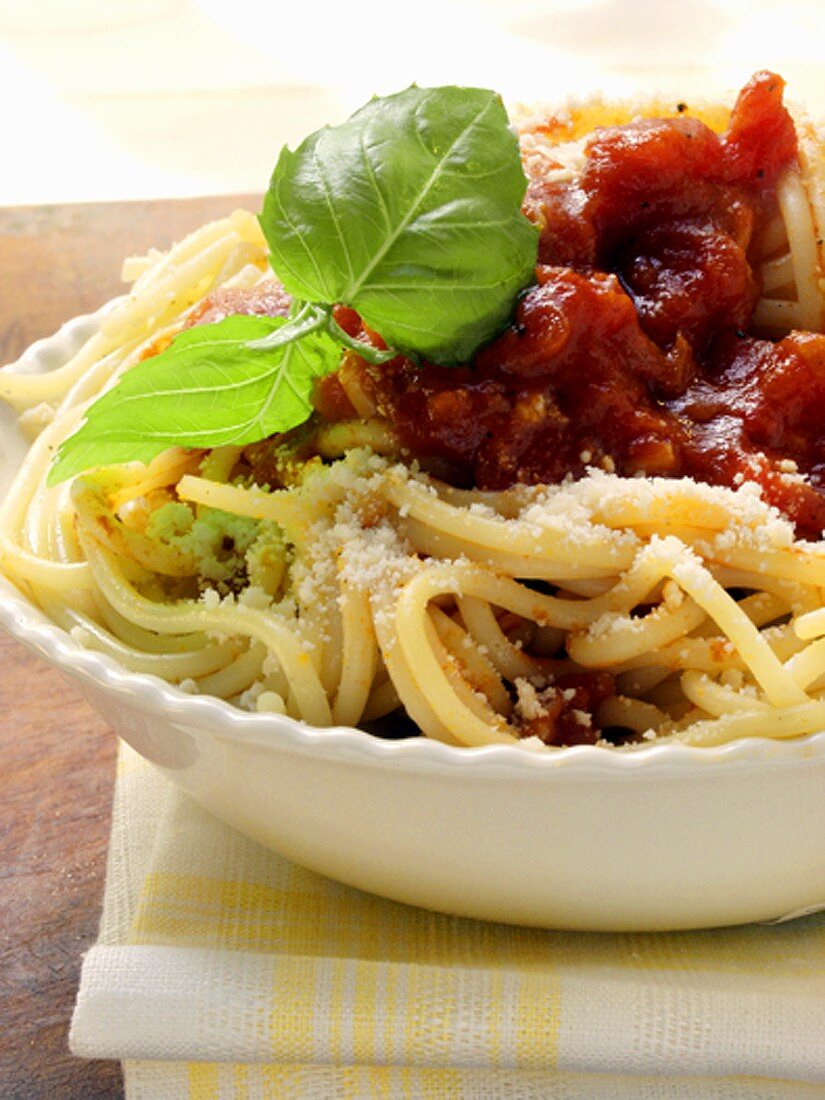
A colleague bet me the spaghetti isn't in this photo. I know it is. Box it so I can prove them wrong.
[1,76,825,750]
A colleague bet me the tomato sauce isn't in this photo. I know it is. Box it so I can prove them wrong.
[313,71,825,539]
[516,671,617,747]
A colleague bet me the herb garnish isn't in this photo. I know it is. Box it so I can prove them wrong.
[49,85,538,485]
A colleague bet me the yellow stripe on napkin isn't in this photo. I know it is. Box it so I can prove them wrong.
[129,869,825,978]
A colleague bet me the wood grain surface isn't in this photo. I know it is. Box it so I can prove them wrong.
[0,194,258,1099]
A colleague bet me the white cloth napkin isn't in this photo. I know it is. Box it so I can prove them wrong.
[70,742,825,1097]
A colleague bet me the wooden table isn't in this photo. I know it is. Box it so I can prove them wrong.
[0,195,257,1098]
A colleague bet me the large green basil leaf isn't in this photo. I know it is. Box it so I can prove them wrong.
[261,85,538,364]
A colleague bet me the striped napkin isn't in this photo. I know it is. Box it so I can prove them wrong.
[70,742,825,1098]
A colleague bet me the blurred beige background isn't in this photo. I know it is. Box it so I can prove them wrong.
[1,0,823,205]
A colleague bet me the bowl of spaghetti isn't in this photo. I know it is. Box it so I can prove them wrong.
[1,72,824,931]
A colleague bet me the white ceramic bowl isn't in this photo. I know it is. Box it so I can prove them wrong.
[2,310,825,932]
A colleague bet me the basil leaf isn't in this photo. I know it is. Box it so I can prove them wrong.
[261,85,538,364]
[48,316,340,485]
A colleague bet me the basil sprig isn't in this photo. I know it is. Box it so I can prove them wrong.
[50,85,538,485]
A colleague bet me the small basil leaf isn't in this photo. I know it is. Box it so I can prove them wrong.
[48,316,341,485]
[261,85,538,365]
